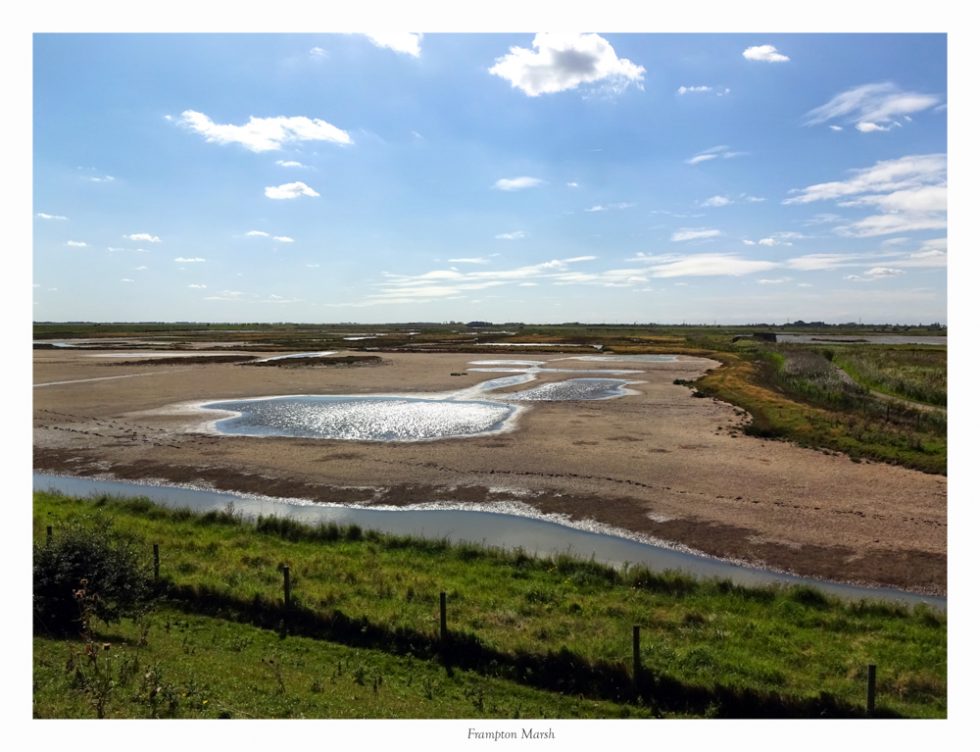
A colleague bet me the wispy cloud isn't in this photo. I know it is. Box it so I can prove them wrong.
[495,230,527,240]
[65,240,87,248]
[585,202,635,212]
[632,252,778,277]
[805,82,942,133]
[700,193,764,208]
[174,257,205,263]
[784,154,946,237]
[88,175,115,183]
[187,284,207,289]
[493,176,543,191]
[245,230,270,237]
[275,159,309,168]
[265,182,320,200]
[677,85,730,96]
[846,267,906,282]
[362,33,422,57]
[177,110,351,152]
[686,145,746,165]
[308,46,328,60]
[489,33,644,97]
[120,278,134,283]
[742,44,790,63]
[36,212,68,221]
[671,228,721,242]
[448,257,493,265]
[123,233,161,243]
[273,236,295,243]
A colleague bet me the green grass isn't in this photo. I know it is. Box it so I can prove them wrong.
[34,491,947,718]
[34,607,651,719]
[832,347,947,407]
[695,344,946,474]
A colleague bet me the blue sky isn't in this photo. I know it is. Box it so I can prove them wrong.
[32,32,948,324]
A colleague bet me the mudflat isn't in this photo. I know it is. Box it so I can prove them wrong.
[33,348,947,595]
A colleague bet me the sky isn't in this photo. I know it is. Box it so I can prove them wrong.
[32,32,948,324]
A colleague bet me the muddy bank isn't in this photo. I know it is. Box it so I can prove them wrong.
[33,348,947,594]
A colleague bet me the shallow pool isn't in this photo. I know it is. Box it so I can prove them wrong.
[203,395,517,441]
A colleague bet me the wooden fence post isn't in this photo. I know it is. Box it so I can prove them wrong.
[46,525,53,546]
[439,592,448,642]
[867,664,877,716]
[152,543,160,581]
[632,625,642,697]
[282,565,291,609]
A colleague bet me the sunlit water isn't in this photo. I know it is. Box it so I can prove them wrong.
[32,473,944,609]
[204,395,517,441]
[503,378,640,401]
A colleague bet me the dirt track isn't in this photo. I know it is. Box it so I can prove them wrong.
[32,348,947,595]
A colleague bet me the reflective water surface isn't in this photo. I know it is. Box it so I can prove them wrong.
[204,395,517,441]
[33,473,944,609]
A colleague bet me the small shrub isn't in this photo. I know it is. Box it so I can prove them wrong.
[34,517,154,635]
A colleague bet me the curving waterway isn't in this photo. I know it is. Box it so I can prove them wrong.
[33,473,944,610]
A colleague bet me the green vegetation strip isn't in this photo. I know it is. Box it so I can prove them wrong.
[35,491,947,718]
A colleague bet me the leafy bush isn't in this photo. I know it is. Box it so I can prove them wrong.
[34,517,154,635]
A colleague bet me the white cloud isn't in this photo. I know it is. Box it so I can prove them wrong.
[757,277,793,285]
[306,263,321,268]
[265,182,320,200]
[754,232,803,248]
[856,122,891,133]
[488,33,644,97]
[785,154,946,238]
[633,252,778,277]
[566,181,580,188]
[686,145,745,165]
[493,176,543,191]
[742,45,790,63]
[134,265,148,271]
[65,240,87,247]
[124,233,161,243]
[785,253,863,271]
[829,125,844,132]
[174,257,205,263]
[671,228,721,242]
[586,202,635,212]
[188,284,207,289]
[120,278,134,283]
[276,160,308,168]
[88,175,115,183]
[495,230,527,240]
[273,236,295,243]
[847,267,905,282]
[362,33,422,57]
[36,212,68,221]
[245,230,270,237]
[804,82,941,133]
[309,46,328,59]
[448,257,492,264]
[178,110,351,152]
[677,85,711,95]
[518,282,538,287]
[701,195,731,208]
[702,193,764,208]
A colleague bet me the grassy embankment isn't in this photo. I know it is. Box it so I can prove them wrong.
[34,491,946,719]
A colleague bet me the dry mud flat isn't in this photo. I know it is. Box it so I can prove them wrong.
[33,349,947,595]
